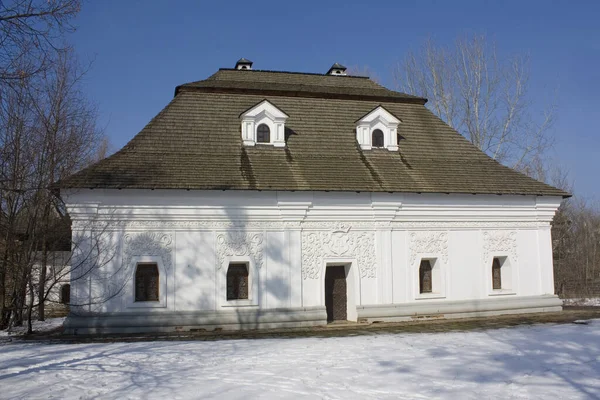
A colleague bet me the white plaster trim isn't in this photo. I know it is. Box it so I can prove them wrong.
[356,106,400,151]
[216,232,264,269]
[320,260,359,322]
[72,219,551,232]
[125,256,167,309]
[241,100,288,147]
[123,232,173,271]
[218,257,258,308]
[413,256,447,300]
[409,232,449,266]
[301,224,376,279]
[483,231,518,295]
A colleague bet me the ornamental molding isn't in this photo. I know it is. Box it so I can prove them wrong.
[72,219,301,230]
[483,230,518,263]
[216,231,264,269]
[72,219,547,231]
[393,221,545,229]
[301,224,376,280]
[123,232,173,271]
[409,231,449,265]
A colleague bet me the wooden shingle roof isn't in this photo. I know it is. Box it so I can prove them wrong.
[59,68,568,197]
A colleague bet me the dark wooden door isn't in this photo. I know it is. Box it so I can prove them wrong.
[325,266,347,322]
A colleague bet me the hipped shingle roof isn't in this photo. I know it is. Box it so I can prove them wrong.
[59,69,568,197]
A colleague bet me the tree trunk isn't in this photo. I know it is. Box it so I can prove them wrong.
[27,279,34,334]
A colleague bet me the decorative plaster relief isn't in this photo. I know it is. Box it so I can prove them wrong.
[216,231,264,269]
[123,232,173,271]
[483,231,518,263]
[409,231,449,265]
[301,223,376,280]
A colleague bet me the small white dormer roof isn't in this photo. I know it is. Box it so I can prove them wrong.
[357,106,401,126]
[241,100,289,120]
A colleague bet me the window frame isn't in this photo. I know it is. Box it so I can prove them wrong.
[256,123,271,144]
[372,129,385,148]
[226,263,249,300]
[219,256,257,308]
[135,263,160,302]
[126,256,168,309]
[414,256,446,300]
[487,255,516,296]
[419,259,433,294]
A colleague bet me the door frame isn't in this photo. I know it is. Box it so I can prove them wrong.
[320,259,359,322]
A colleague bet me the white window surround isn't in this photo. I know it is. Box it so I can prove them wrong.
[219,257,258,308]
[126,256,168,309]
[414,256,446,300]
[356,106,401,151]
[241,100,289,147]
[487,255,517,296]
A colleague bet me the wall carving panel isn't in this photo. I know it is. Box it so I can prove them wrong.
[409,231,449,265]
[301,223,376,280]
[216,231,264,269]
[483,231,518,263]
[123,232,173,271]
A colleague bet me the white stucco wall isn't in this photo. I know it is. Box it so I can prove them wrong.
[64,189,562,321]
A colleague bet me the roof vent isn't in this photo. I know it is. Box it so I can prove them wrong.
[326,63,347,76]
[235,58,253,70]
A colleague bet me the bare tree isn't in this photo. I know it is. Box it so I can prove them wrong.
[0,0,81,82]
[553,197,600,298]
[395,35,556,174]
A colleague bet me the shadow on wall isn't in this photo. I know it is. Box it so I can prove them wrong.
[222,198,292,330]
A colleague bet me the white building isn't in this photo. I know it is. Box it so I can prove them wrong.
[60,60,567,334]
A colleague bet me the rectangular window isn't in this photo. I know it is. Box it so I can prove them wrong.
[419,259,433,294]
[492,257,502,290]
[227,263,249,300]
[135,263,159,302]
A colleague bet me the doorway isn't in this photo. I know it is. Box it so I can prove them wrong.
[325,265,347,322]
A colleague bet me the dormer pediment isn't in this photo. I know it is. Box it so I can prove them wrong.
[241,100,289,147]
[356,106,401,151]
[357,106,401,126]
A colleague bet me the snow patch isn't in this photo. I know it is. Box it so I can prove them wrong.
[0,317,65,337]
[0,319,599,399]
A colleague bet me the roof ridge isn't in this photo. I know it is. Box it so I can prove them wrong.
[217,68,371,79]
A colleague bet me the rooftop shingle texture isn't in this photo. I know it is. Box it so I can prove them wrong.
[176,69,426,102]
[59,70,568,197]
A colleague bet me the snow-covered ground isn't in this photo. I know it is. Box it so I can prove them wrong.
[1,320,599,399]
[564,298,600,307]
[0,317,65,337]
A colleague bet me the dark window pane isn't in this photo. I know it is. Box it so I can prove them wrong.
[257,124,270,143]
[135,263,159,302]
[419,260,433,293]
[372,129,384,147]
[492,258,502,290]
[227,263,249,300]
[61,284,70,304]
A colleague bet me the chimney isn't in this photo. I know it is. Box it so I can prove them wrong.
[235,58,253,70]
[326,63,347,76]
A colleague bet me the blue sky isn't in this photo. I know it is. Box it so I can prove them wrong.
[70,0,599,199]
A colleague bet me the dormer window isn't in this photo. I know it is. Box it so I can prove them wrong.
[372,129,384,148]
[356,106,401,151]
[257,124,270,143]
[240,100,288,147]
